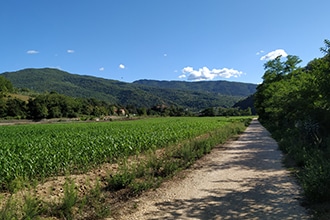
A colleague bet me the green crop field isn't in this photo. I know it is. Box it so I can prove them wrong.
[0,117,250,189]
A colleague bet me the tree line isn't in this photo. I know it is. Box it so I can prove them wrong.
[0,73,255,119]
[0,93,195,120]
[254,40,330,203]
[255,40,330,145]
[199,106,252,117]
[0,79,195,119]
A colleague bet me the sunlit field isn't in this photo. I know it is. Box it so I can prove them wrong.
[0,117,250,189]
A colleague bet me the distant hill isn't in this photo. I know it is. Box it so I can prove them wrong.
[233,95,256,115]
[133,79,256,97]
[1,68,257,111]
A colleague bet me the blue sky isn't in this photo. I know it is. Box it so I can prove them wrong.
[1,1,329,84]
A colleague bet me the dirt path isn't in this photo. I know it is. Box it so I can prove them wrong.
[112,119,311,220]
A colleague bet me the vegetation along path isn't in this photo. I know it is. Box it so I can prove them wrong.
[114,119,311,219]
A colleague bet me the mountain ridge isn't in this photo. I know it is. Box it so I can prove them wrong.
[1,68,257,111]
[133,79,257,97]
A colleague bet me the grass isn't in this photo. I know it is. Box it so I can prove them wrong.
[57,178,78,220]
[0,193,45,220]
[5,93,31,102]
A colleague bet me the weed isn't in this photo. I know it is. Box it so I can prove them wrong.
[145,153,164,177]
[78,180,110,219]
[50,178,78,220]
[22,194,44,220]
[107,167,134,191]
[132,161,147,178]
[161,160,179,177]
[7,176,28,194]
[300,154,330,203]
[0,196,17,220]
[129,180,153,196]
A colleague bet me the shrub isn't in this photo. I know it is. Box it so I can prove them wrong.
[106,166,134,191]
[300,154,330,202]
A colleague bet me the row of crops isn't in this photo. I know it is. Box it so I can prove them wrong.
[0,117,247,189]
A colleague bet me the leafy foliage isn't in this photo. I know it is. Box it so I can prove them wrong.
[255,39,330,203]
[0,76,14,97]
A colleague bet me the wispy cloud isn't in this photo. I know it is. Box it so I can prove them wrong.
[119,64,125,69]
[260,49,288,61]
[67,49,75,53]
[49,66,62,70]
[256,50,264,55]
[26,50,39,54]
[99,67,105,71]
[180,66,243,81]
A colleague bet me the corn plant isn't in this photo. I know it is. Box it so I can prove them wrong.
[0,117,250,190]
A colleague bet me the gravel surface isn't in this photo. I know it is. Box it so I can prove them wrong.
[112,119,311,219]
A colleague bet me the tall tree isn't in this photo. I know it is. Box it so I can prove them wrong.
[255,55,302,125]
[0,76,14,96]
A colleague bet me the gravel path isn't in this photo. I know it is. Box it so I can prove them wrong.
[113,119,311,219]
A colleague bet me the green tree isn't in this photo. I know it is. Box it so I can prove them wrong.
[320,39,330,55]
[255,55,302,124]
[6,98,27,118]
[254,40,330,204]
[200,107,216,116]
[28,96,48,119]
[137,107,147,116]
[304,57,330,132]
[0,76,14,97]
[0,98,7,117]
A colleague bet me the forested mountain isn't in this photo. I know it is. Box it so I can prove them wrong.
[133,79,256,97]
[1,68,256,111]
[233,95,256,115]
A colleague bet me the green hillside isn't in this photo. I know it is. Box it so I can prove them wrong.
[1,68,257,111]
[133,79,256,97]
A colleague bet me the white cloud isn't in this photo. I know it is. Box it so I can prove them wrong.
[260,49,288,61]
[164,53,167,57]
[49,66,62,70]
[256,50,264,55]
[99,67,105,71]
[182,66,194,74]
[181,66,243,81]
[67,49,75,53]
[27,50,39,54]
[119,64,125,69]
